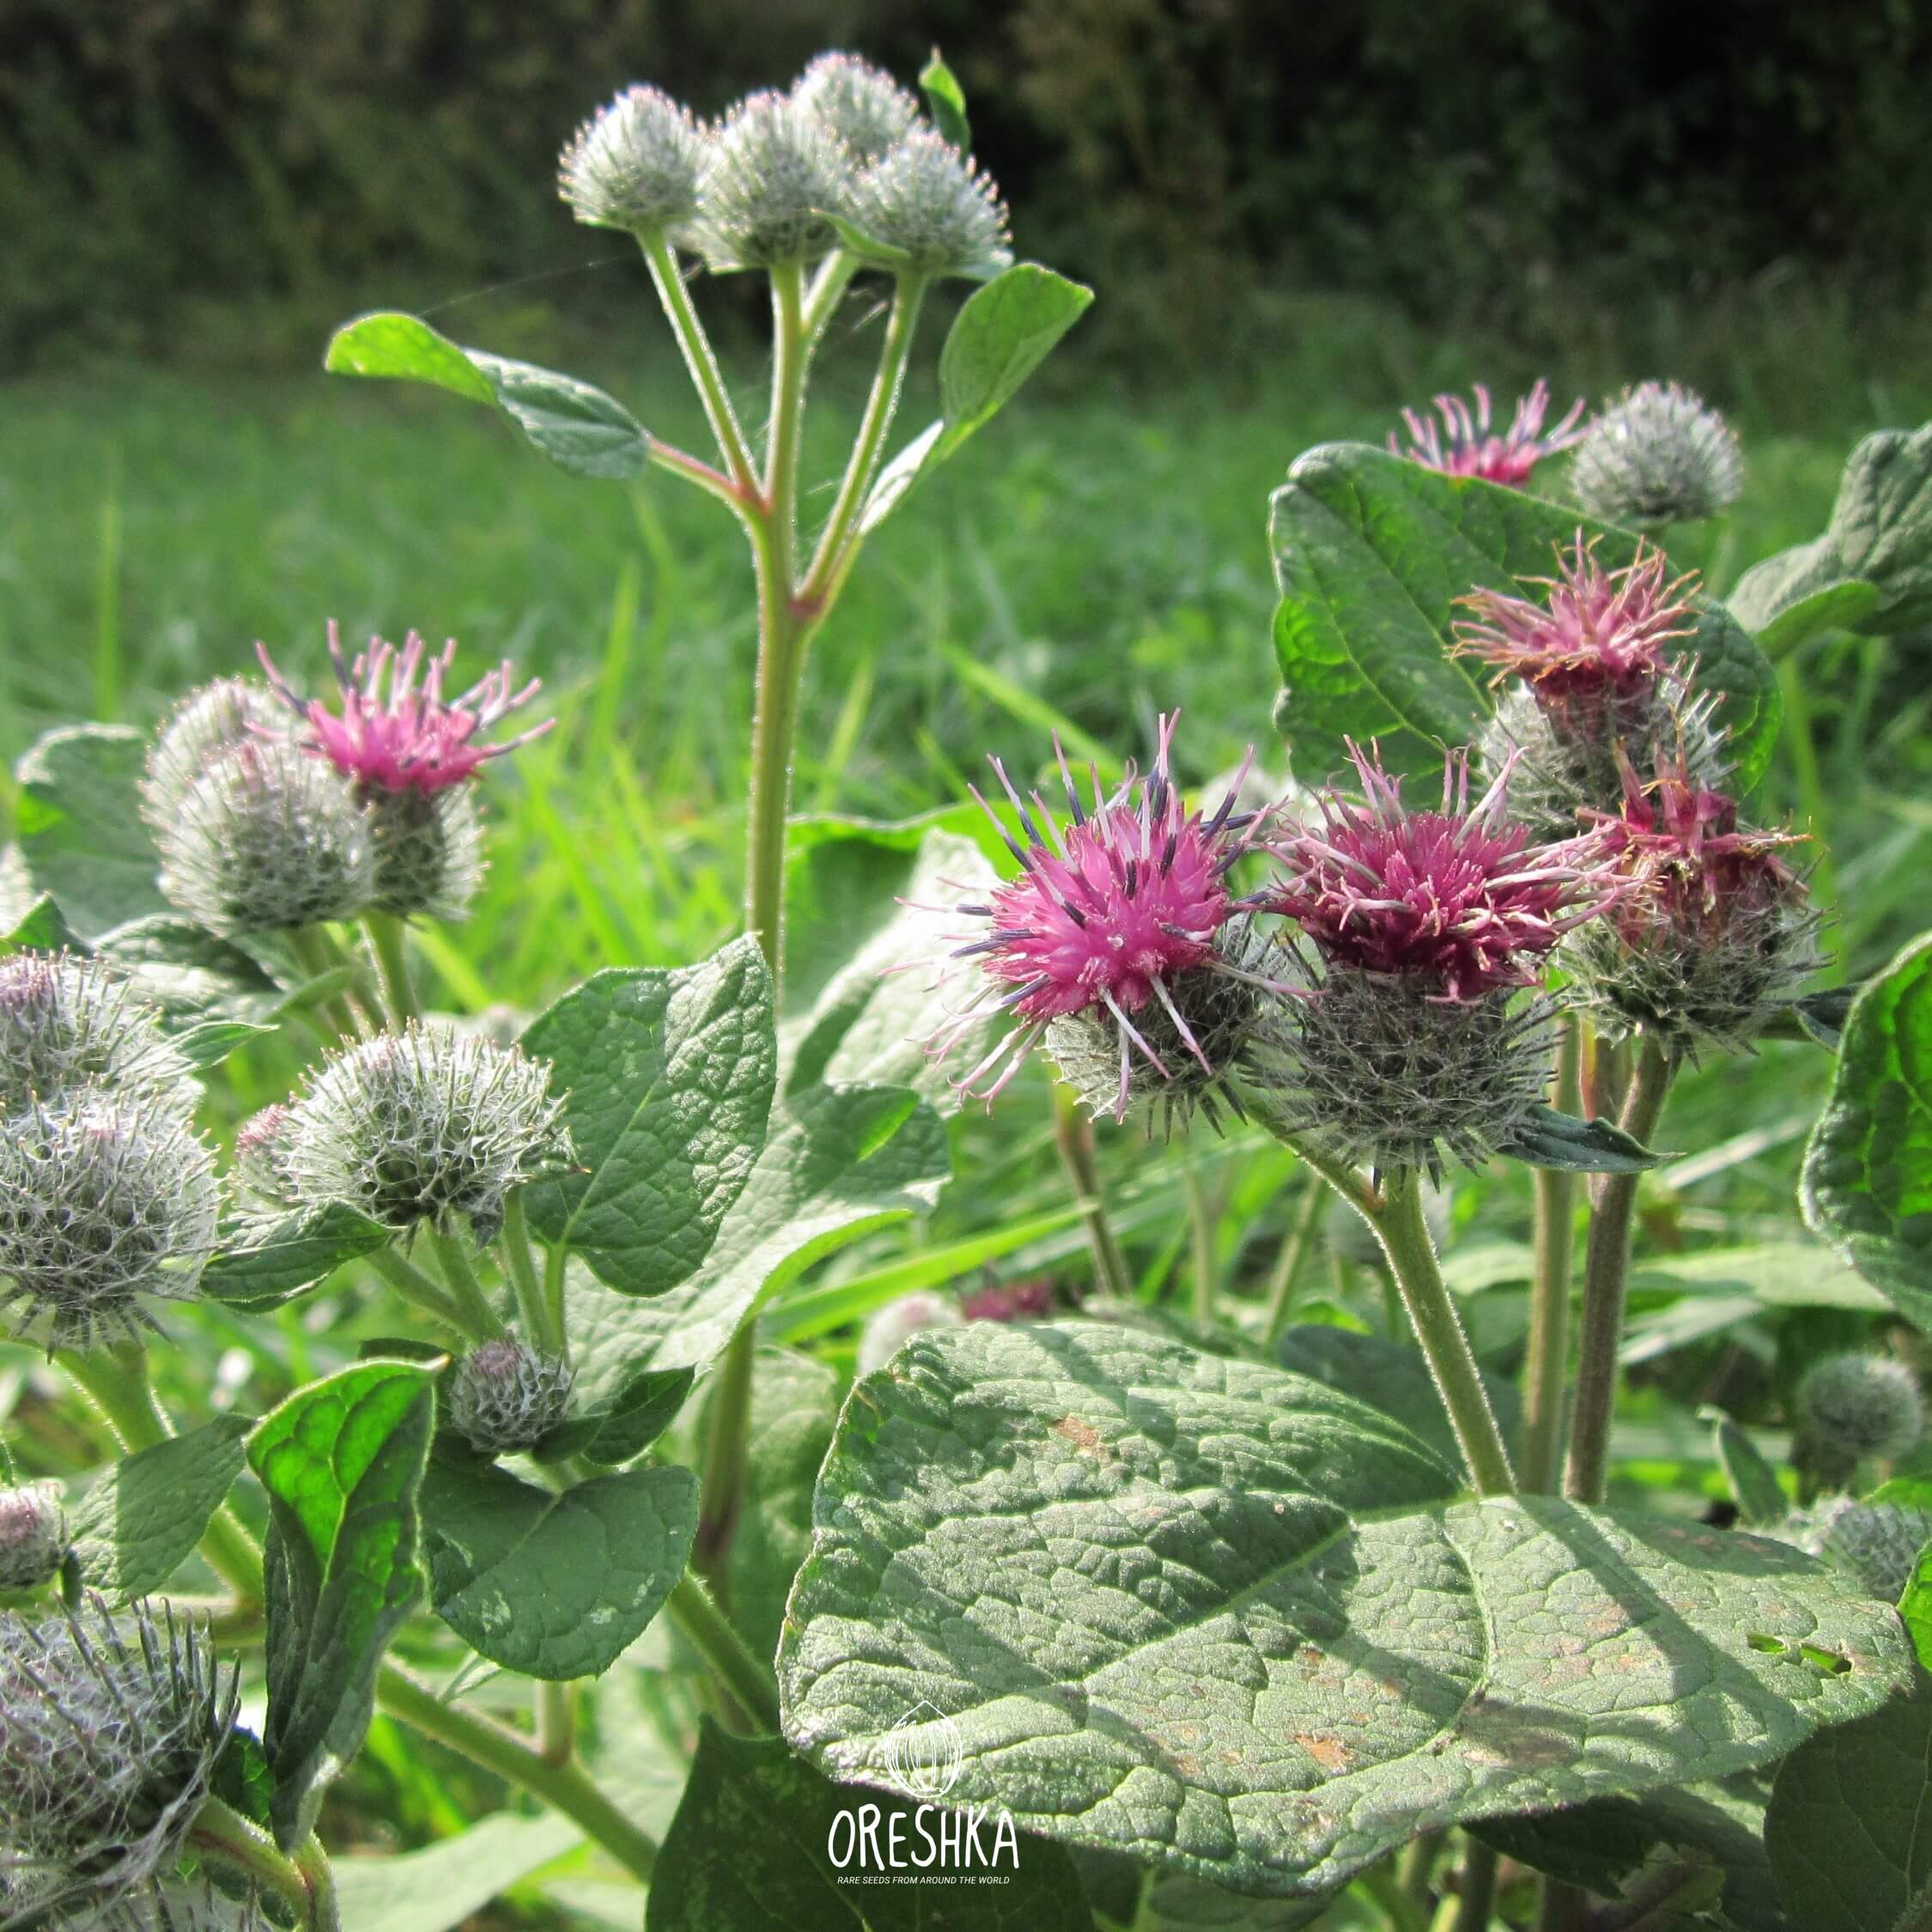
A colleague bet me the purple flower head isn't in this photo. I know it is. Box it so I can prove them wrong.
[916,714,1279,1117]
[1453,535,1698,709]
[258,623,553,794]
[1265,740,1618,1001]
[1388,380,1586,487]
[960,1276,1058,1322]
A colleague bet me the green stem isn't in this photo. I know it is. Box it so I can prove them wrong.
[286,926,364,1042]
[667,1573,782,1732]
[190,1799,337,1929]
[500,1191,560,1356]
[428,1226,506,1342]
[544,1237,568,1344]
[60,1343,265,1602]
[1777,648,1839,976]
[696,1331,756,1583]
[1564,1035,1677,1505]
[641,230,756,494]
[376,1664,659,1884]
[1184,1162,1217,1323]
[1356,1863,1431,1932]
[1449,1839,1499,1932]
[537,1680,575,1768]
[801,250,859,359]
[1052,1081,1133,1299]
[1262,1169,1327,1346]
[1522,1021,1583,1493]
[1535,1879,1585,1932]
[361,909,419,1026]
[367,1243,475,1340]
[800,273,929,606]
[1373,1171,1516,1498]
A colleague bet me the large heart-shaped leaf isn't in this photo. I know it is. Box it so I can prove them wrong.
[1801,930,1932,1331]
[250,1360,435,1848]
[421,1450,696,1681]
[779,1322,1910,1898]
[325,312,650,480]
[1268,445,1779,787]
[9,726,167,941]
[1732,422,1932,649]
[645,1720,1095,1932]
[860,265,1093,535]
[568,1081,951,1391]
[67,1416,254,1598]
[521,939,777,1298]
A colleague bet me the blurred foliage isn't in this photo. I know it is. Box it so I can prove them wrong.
[6,0,1932,368]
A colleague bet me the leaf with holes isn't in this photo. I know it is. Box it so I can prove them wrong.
[1268,445,1777,786]
[67,1417,254,1597]
[779,1322,1911,1898]
[325,312,650,480]
[1801,931,1932,1330]
[250,1360,435,1848]
[520,939,776,1298]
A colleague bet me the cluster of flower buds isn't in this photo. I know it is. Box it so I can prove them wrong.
[1454,533,1721,841]
[0,1597,239,1923]
[0,955,217,1352]
[143,625,547,939]
[1571,380,1744,527]
[1388,380,1586,488]
[559,52,1012,283]
[447,1334,574,1456]
[271,1022,570,1245]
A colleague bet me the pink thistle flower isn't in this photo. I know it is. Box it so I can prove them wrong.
[258,623,553,794]
[1452,534,1698,708]
[1265,740,1619,1000]
[914,714,1279,1120]
[1388,380,1586,487]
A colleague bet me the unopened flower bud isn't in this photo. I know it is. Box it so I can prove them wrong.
[447,1335,574,1456]
[695,91,855,270]
[1820,1497,1932,1603]
[857,1291,963,1376]
[1571,381,1744,527]
[141,678,280,835]
[279,1023,569,1243]
[844,128,1012,279]
[364,782,485,923]
[0,1597,238,1917]
[0,953,195,1120]
[0,1095,220,1351]
[792,52,920,165]
[157,739,374,939]
[0,1480,67,1592]
[1799,1353,1924,1467]
[558,83,707,240]
[231,1103,295,1216]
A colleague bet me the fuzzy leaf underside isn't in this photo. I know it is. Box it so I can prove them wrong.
[68,1416,254,1597]
[325,311,650,479]
[421,1449,696,1681]
[779,1322,1911,1898]
[1733,422,1932,646]
[645,1720,1096,1931]
[1267,445,1778,788]
[567,1081,951,1394]
[521,940,777,1298]
[250,1360,435,1848]
[1801,931,1932,1330]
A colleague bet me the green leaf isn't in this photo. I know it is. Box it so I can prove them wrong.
[1631,1240,1888,1312]
[568,1081,951,1390]
[211,1728,277,1833]
[10,726,167,941]
[521,939,777,1297]
[535,1363,696,1467]
[860,265,1094,534]
[645,1719,1095,1932]
[199,1203,396,1309]
[1,893,82,956]
[920,47,971,154]
[779,1322,1911,1898]
[787,826,1001,1099]
[94,915,289,1029]
[1268,446,1779,786]
[1733,423,1932,644]
[331,1813,583,1932]
[1703,1409,1789,1527]
[1274,1323,1522,1469]
[1493,1103,1670,1173]
[421,1448,696,1680]
[325,312,650,480]
[1899,1547,1932,1671]
[1767,1667,1932,1932]
[67,1416,253,1597]
[250,1360,435,1848]
[173,1018,276,1068]
[704,1346,841,1668]
[1801,931,1932,1329]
